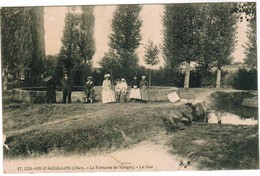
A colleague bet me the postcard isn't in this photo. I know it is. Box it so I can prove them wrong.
[1,0,259,175]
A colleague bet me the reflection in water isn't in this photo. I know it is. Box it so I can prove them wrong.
[207,111,258,125]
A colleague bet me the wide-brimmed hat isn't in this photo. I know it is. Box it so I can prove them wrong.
[87,76,93,80]
[104,74,110,78]
[121,78,126,81]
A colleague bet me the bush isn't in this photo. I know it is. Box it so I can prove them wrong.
[232,68,257,90]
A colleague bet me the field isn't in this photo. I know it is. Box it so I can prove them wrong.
[2,88,259,172]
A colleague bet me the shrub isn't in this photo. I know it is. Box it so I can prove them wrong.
[232,68,257,90]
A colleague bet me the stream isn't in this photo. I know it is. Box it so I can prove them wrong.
[207,104,258,125]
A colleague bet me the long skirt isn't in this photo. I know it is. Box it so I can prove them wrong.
[46,89,56,103]
[129,88,141,99]
[102,89,116,104]
[141,89,149,101]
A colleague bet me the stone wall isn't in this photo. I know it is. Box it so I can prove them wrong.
[12,87,179,103]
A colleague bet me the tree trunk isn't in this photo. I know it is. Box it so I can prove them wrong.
[184,62,190,88]
[216,68,221,88]
[149,66,152,87]
[3,69,8,91]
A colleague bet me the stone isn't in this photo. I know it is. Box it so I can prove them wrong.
[242,96,258,108]
[167,91,181,103]
[161,99,207,132]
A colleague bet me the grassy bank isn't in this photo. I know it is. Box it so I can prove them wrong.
[2,90,259,170]
[167,123,259,170]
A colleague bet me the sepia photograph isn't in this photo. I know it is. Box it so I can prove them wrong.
[0,0,259,175]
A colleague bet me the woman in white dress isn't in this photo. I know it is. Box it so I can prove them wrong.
[129,76,141,102]
[102,74,116,104]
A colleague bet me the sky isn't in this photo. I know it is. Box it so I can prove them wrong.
[44,4,249,69]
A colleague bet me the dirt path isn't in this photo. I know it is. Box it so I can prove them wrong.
[4,138,198,173]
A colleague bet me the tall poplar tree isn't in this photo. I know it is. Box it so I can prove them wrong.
[59,9,81,73]
[202,3,237,88]
[59,6,96,76]
[242,3,256,69]
[78,6,95,64]
[162,4,204,88]
[108,4,142,79]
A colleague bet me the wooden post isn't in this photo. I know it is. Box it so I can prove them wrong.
[149,66,152,87]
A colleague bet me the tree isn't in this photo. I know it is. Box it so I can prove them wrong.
[162,4,204,88]
[99,50,121,83]
[59,9,81,73]
[243,20,256,68]
[1,7,45,87]
[242,3,256,69]
[108,4,142,78]
[59,6,96,85]
[202,3,237,88]
[78,6,96,64]
[144,40,160,87]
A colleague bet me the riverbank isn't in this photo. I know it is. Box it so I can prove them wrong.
[2,88,259,172]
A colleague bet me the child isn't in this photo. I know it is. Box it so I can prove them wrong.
[85,76,94,103]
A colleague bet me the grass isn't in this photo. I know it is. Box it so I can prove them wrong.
[3,92,169,158]
[2,89,259,170]
[168,123,259,170]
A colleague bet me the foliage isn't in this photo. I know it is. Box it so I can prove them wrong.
[59,6,95,74]
[202,3,237,70]
[98,50,122,81]
[1,7,45,85]
[196,3,237,88]
[162,3,237,88]
[99,4,142,79]
[59,11,81,73]
[243,15,256,68]
[71,63,93,86]
[44,55,59,77]
[233,2,256,22]
[144,40,160,86]
[109,5,142,55]
[162,4,204,69]
[232,68,257,90]
[78,6,96,63]
[144,40,160,67]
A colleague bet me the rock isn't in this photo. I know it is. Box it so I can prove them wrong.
[167,91,181,103]
[190,100,207,121]
[161,101,207,132]
[242,96,258,108]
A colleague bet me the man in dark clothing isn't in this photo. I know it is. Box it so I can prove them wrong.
[61,73,73,104]
[46,75,57,103]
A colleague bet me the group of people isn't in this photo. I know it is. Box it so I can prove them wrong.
[45,73,150,104]
[101,74,149,104]
[45,73,73,104]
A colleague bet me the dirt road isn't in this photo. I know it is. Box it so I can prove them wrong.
[4,139,198,173]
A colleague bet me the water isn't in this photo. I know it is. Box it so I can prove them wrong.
[207,111,258,125]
